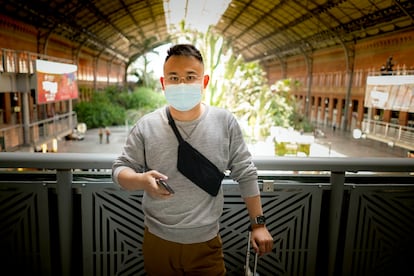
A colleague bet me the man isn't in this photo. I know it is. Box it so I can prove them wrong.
[112,44,273,275]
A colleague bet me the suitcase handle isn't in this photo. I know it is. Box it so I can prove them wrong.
[245,229,259,276]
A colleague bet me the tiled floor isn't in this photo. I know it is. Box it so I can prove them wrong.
[55,125,408,158]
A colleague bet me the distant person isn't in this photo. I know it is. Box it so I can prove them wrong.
[112,44,273,275]
[105,127,111,144]
[380,55,394,75]
[98,128,103,144]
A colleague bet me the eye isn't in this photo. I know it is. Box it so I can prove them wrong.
[168,76,179,82]
[186,75,198,82]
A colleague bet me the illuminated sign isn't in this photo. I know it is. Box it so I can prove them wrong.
[36,60,79,104]
[365,75,414,112]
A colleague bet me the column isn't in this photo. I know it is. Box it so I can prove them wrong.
[336,99,343,129]
[357,98,364,128]
[399,112,408,126]
[383,110,391,123]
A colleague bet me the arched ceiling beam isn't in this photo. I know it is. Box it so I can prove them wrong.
[118,0,147,40]
[1,0,413,68]
[242,1,312,60]
[81,2,134,46]
[2,0,129,62]
[393,0,414,22]
[218,0,312,62]
[293,0,357,130]
[241,0,347,61]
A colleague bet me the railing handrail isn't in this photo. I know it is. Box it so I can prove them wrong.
[1,152,413,172]
[367,70,414,76]
[1,153,413,276]
[0,112,76,132]
[363,119,414,133]
[27,111,76,127]
[1,47,74,64]
[0,124,22,132]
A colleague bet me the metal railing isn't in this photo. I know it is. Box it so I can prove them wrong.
[0,153,413,276]
[28,112,77,148]
[362,119,414,151]
[0,124,23,151]
[0,112,76,151]
[0,48,73,74]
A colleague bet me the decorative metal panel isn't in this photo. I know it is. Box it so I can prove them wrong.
[222,186,322,276]
[81,182,323,276]
[342,185,414,276]
[80,184,145,276]
[0,182,51,276]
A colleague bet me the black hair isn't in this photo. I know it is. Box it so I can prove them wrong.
[165,44,203,64]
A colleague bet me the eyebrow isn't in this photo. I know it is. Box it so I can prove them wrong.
[166,70,198,76]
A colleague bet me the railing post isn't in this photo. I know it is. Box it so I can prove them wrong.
[328,171,345,276]
[69,101,73,129]
[398,125,402,141]
[22,77,31,145]
[56,169,73,276]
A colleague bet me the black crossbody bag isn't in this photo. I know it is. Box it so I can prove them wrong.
[166,107,225,196]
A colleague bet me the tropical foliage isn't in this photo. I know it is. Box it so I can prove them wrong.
[169,22,309,141]
[75,86,166,128]
[128,55,160,90]
[77,21,312,140]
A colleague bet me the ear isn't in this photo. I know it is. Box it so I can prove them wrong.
[160,76,165,90]
[203,75,210,89]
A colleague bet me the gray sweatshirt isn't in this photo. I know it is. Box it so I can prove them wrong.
[112,104,259,244]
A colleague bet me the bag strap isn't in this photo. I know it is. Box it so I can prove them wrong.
[165,107,184,144]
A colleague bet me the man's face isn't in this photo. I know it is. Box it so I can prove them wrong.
[160,55,209,89]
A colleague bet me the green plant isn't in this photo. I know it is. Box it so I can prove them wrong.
[74,86,166,129]
[74,95,125,128]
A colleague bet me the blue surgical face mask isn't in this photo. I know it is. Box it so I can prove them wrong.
[164,83,202,111]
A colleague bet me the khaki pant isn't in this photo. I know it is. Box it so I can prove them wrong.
[143,228,226,276]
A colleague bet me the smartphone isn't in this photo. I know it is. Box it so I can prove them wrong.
[156,179,174,194]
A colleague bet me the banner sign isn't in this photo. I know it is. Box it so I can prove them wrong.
[36,59,79,104]
[364,75,414,112]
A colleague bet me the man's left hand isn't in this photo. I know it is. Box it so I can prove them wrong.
[251,226,273,256]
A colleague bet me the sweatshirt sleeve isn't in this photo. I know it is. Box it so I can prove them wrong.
[112,124,146,186]
[227,114,260,198]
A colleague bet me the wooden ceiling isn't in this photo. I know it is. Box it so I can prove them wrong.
[1,0,413,63]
